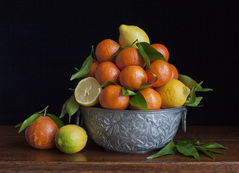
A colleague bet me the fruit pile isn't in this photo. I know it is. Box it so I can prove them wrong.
[68,24,203,113]
[16,24,212,155]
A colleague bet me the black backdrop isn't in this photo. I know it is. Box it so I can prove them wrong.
[1,1,238,125]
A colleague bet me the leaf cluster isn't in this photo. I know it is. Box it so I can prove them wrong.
[178,74,213,107]
[147,138,228,160]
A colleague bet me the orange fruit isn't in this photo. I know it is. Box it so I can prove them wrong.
[119,65,147,91]
[151,43,169,62]
[115,47,146,70]
[25,116,58,149]
[85,60,100,77]
[99,85,130,110]
[95,61,120,85]
[145,60,172,87]
[130,88,162,110]
[170,64,179,79]
[95,39,120,62]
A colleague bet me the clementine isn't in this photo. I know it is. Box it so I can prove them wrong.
[99,85,130,110]
[94,61,120,85]
[115,47,146,70]
[151,43,169,62]
[95,39,120,62]
[119,65,147,91]
[145,60,172,87]
[130,88,162,110]
[85,60,99,77]
[170,64,179,79]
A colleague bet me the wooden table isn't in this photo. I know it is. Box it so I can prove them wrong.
[0,126,238,172]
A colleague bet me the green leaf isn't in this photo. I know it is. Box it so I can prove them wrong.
[147,141,176,159]
[99,81,118,88]
[47,114,64,128]
[178,74,201,89]
[122,87,137,96]
[70,46,94,81]
[195,146,215,160]
[136,42,151,70]
[107,46,131,61]
[60,95,80,122]
[176,139,200,160]
[200,143,228,149]
[139,73,158,90]
[137,42,167,61]
[17,113,42,133]
[186,96,203,107]
[129,91,148,111]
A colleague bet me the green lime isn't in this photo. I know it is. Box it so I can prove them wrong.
[55,124,88,154]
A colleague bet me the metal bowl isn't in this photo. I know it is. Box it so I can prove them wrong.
[78,106,187,154]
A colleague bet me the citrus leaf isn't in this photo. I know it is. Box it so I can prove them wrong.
[136,42,151,70]
[178,74,201,89]
[200,143,228,149]
[107,46,130,61]
[60,94,80,123]
[70,46,94,81]
[17,113,42,133]
[122,87,136,96]
[147,141,176,159]
[137,42,167,61]
[99,81,118,88]
[129,91,148,111]
[186,96,203,107]
[176,139,200,160]
[195,146,215,160]
[47,114,64,128]
[139,72,158,90]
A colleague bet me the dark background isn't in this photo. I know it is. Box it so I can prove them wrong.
[1,1,238,125]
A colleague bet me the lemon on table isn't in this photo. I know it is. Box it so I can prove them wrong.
[55,124,88,154]
[119,24,150,48]
[156,79,190,109]
[74,77,102,106]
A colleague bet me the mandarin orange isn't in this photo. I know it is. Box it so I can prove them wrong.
[95,61,120,85]
[115,47,146,70]
[170,64,179,79]
[145,60,172,87]
[129,88,162,110]
[99,85,130,110]
[151,43,169,62]
[85,60,100,77]
[119,65,147,91]
[95,39,120,62]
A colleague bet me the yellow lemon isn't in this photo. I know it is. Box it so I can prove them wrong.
[156,79,190,108]
[74,77,102,106]
[119,24,150,48]
[55,125,88,154]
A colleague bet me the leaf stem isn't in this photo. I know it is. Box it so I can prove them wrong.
[43,106,49,116]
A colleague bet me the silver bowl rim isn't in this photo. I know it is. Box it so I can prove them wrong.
[80,105,184,114]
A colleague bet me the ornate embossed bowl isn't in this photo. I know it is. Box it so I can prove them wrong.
[79,106,187,154]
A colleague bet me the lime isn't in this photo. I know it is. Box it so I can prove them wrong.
[55,125,88,154]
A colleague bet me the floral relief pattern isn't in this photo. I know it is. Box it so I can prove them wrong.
[81,107,186,153]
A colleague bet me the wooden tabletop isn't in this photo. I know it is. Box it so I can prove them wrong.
[0,125,239,172]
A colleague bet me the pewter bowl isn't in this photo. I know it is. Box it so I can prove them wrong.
[78,106,187,154]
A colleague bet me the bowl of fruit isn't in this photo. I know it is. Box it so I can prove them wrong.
[60,24,211,154]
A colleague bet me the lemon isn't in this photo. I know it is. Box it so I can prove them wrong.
[119,24,150,48]
[55,125,88,154]
[156,79,190,109]
[74,77,102,106]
